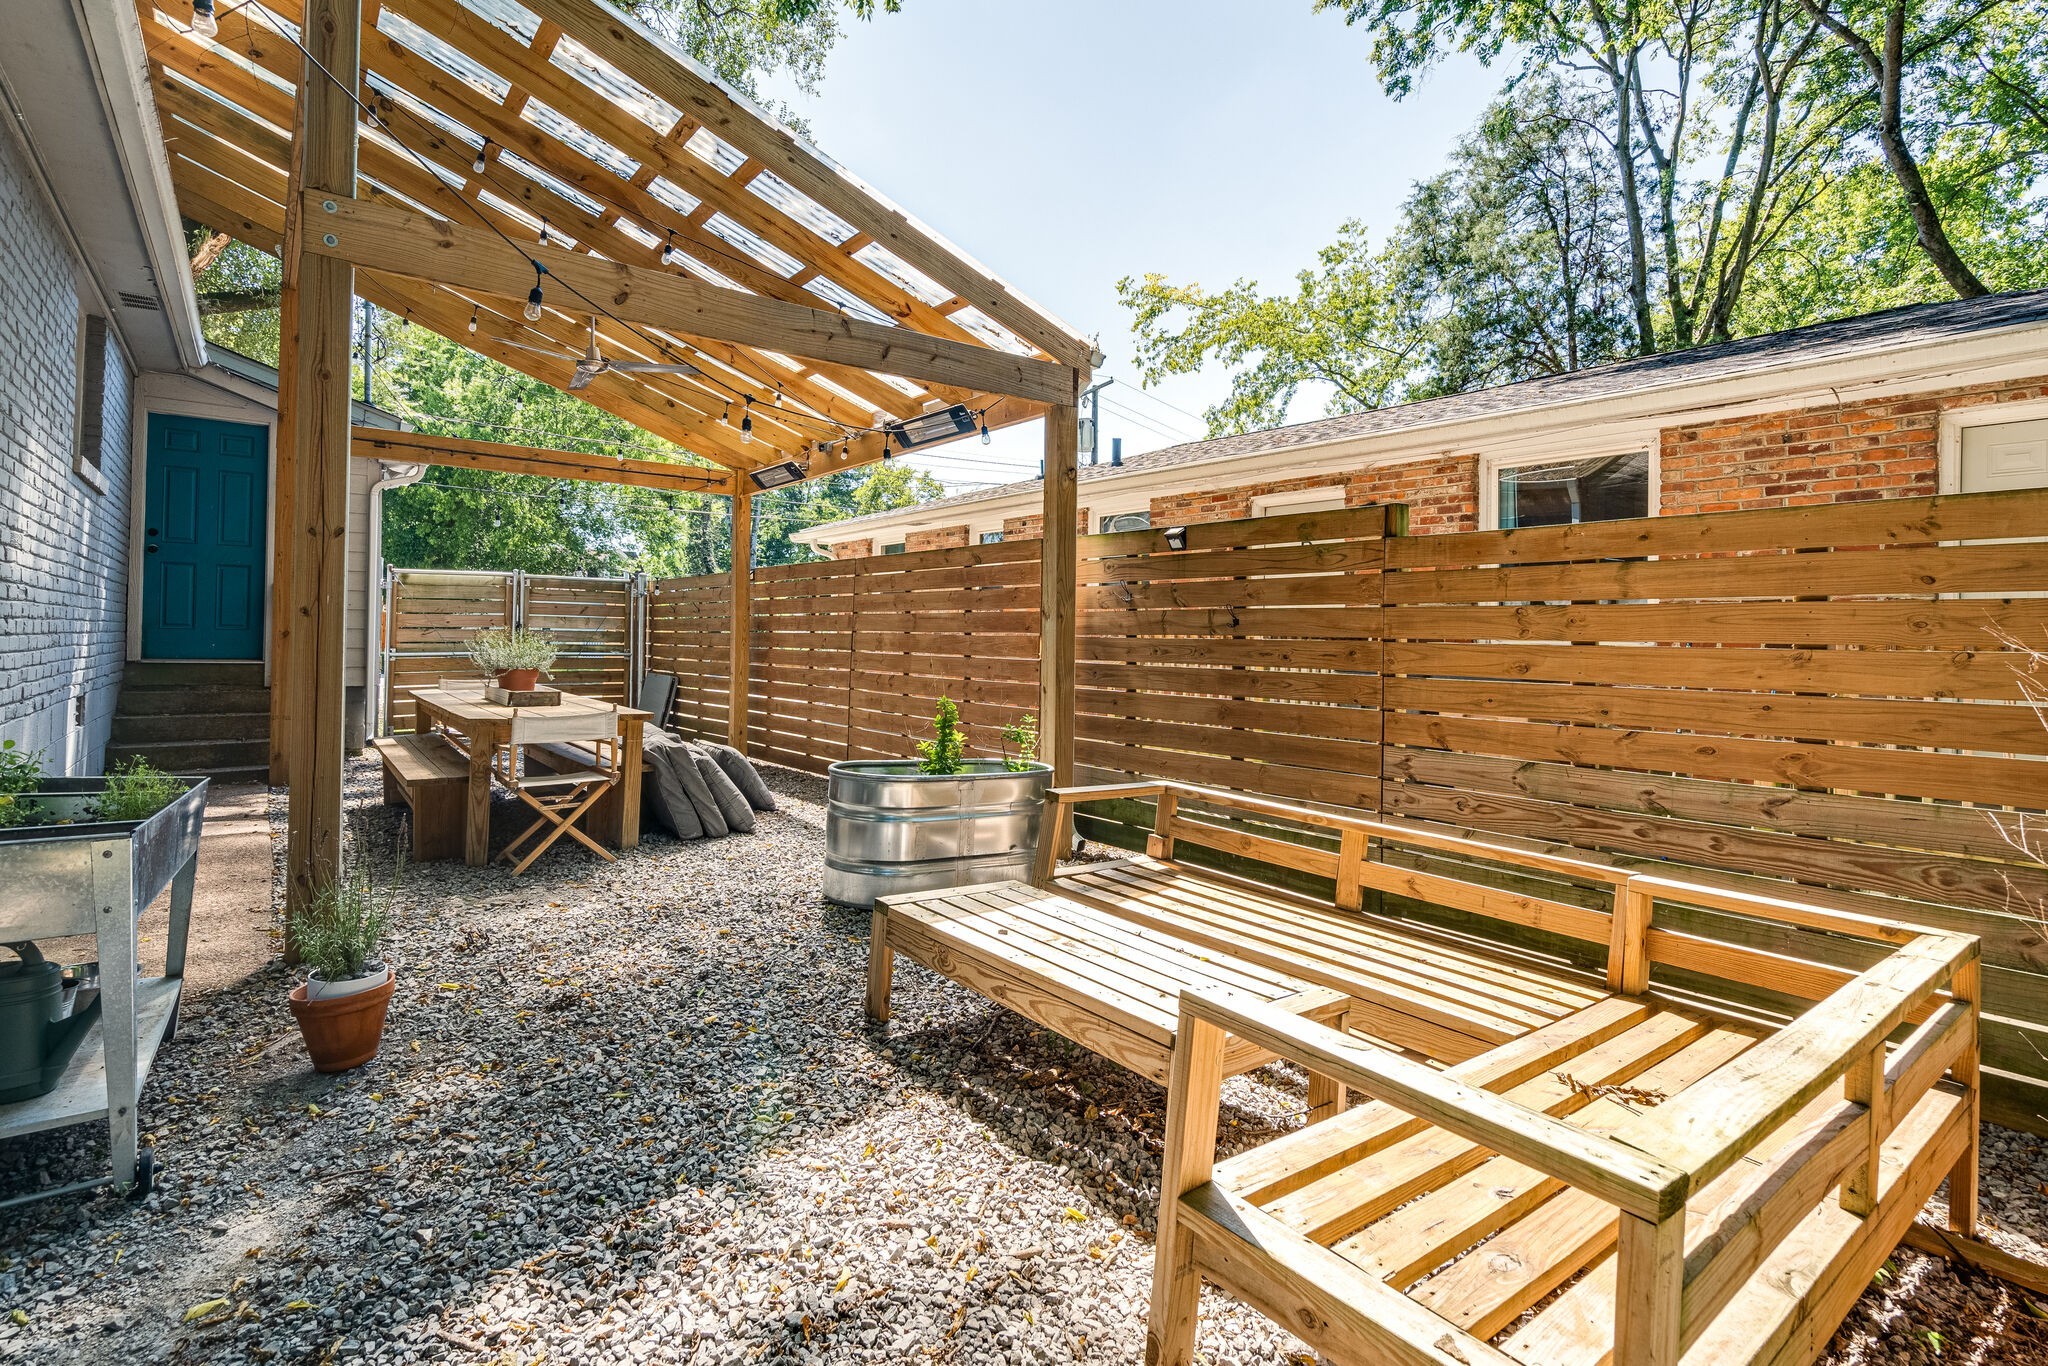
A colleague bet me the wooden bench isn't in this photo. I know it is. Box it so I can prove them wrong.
[1023,781,1988,1366]
[370,735,467,862]
[866,879,1352,1105]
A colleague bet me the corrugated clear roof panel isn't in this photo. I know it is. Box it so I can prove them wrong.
[746,171,856,246]
[811,374,888,419]
[549,33,681,132]
[613,219,660,249]
[948,305,1035,356]
[852,242,949,307]
[703,214,802,277]
[753,350,804,373]
[668,248,745,293]
[455,0,541,44]
[871,373,924,397]
[376,10,510,102]
[476,187,544,233]
[498,149,604,217]
[367,75,486,148]
[685,126,749,176]
[647,177,702,217]
[521,101,639,180]
[802,276,893,328]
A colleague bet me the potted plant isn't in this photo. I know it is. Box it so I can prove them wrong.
[466,626,558,692]
[286,868,395,1072]
[822,699,1052,909]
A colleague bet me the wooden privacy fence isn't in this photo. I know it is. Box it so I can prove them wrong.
[382,569,641,732]
[650,488,2048,1125]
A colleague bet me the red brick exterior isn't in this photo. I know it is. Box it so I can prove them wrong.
[832,539,873,559]
[816,375,2048,553]
[1001,508,1089,541]
[904,525,970,551]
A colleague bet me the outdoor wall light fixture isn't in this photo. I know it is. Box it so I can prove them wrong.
[191,0,218,36]
[1163,526,1189,551]
[885,404,977,451]
[749,461,806,490]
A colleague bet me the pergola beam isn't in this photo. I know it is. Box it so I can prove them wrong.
[297,191,1079,407]
[282,0,361,924]
[351,427,736,495]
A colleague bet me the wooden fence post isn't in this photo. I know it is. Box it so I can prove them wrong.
[729,489,752,751]
[1039,395,1080,785]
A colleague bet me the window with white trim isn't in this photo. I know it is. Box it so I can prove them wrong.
[979,531,1004,544]
[1098,510,1151,533]
[1493,452,1650,530]
[1250,486,1345,518]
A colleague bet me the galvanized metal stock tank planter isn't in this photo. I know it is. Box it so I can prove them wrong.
[823,760,1053,909]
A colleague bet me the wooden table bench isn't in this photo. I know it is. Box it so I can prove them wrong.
[867,880,1351,1106]
[370,735,467,862]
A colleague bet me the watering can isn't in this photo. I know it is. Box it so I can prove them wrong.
[0,942,101,1104]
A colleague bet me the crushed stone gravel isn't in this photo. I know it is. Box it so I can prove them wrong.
[0,755,2043,1365]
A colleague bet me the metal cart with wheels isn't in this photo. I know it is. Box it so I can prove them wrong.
[0,778,208,1207]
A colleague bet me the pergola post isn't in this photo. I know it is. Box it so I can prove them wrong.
[1039,397,1080,785]
[729,488,752,751]
[282,0,361,925]
[269,99,308,786]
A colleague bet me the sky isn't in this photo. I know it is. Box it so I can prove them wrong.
[757,0,1505,499]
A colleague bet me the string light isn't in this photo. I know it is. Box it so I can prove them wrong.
[467,306,478,335]
[190,0,218,37]
[720,402,731,426]
[979,412,991,445]
[740,396,754,443]
[524,262,546,322]
[538,217,551,247]
[772,383,784,407]
[661,231,680,268]
[471,139,489,176]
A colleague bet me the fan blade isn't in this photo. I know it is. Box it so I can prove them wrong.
[607,361,704,378]
[489,336,579,362]
[568,360,605,391]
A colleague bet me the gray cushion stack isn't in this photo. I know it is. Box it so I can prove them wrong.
[641,729,776,840]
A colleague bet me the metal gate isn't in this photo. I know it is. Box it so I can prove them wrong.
[380,569,647,734]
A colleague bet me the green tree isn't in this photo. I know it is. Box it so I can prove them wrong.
[621,0,899,127]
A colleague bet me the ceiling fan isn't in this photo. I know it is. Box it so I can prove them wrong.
[487,315,704,390]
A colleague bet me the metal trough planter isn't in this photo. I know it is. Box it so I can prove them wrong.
[0,777,209,1205]
[823,760,1051,909]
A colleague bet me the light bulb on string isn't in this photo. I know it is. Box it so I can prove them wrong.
[538,218,551,247]
[740,396,754,444]
[190,0,218,37]
[979,414,991,446]
[467,307,479,335]
[661,232,679,268]
[472,141,489,176]
[524,286,544,322]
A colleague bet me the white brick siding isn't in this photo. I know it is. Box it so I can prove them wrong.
[0,126,133,775]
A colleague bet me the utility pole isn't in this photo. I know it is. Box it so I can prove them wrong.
[1079,377,1112,465]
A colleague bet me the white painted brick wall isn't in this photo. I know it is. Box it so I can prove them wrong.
[0,127,134,775]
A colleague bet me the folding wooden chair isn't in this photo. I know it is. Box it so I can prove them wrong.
[495,707,620,874]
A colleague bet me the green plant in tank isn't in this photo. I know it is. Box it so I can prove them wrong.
[0,740,47,829]
[292,864,393,981]
[1000,712,1039,772]
[87,757,187,823]
[917,697,967,776]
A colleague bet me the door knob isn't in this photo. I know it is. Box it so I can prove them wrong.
[146,526,158,535]
[146,545,159,554]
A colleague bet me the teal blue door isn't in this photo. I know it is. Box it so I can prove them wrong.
[142,414,269,659]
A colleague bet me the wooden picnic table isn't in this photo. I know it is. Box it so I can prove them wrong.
[403,686,651,866]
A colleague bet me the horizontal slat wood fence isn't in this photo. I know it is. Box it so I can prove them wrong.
[634,487,2048,1129]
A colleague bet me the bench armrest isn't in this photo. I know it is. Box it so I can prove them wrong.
[1045,782,1166,804]
[1182,988,1689,1221]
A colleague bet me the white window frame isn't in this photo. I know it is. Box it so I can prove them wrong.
[1936,397,2048,493]
[1479,442,1660,531]
[1097,509,1152,534]
[1250,486,1347,519]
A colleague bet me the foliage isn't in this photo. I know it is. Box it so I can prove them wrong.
[617,0,899,129]
[86,758,188,824]
[917,697,967,775]
[294,867,392,982]
[0,740,42,796]
[188,227,284,363]
[999,713,1039,772]
[467,627,559,675]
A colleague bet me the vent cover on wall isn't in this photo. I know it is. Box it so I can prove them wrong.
[117,292,161,311]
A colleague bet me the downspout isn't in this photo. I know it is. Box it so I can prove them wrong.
[366,460,426,736]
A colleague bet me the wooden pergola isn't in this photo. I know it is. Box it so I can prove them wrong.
[141,0,1092,914]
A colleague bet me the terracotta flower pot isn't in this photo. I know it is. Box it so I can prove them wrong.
[496,668,541,692]
[288,968,395,1072]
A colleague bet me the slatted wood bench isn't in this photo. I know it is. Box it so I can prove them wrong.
[1051,780,1990,1366]
[866,879,1353,1105]
[370,734,466,862]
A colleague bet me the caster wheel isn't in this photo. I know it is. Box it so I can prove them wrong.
[127,1149,158,1200]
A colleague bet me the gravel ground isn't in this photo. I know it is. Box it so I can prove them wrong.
[1,755,2045,1365]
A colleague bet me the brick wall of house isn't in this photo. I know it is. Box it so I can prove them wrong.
[832,539,874,559]
[1001,508,1090,541]
[904,525,970,552]
[0,128,133,775]
[1659,378,2048,513]
[1147,454,1481,534]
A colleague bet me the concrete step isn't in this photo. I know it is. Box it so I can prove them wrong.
[110,710,271,744]
[105,737,271,775]
[115,686,272,716]
[122,661,266,689]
